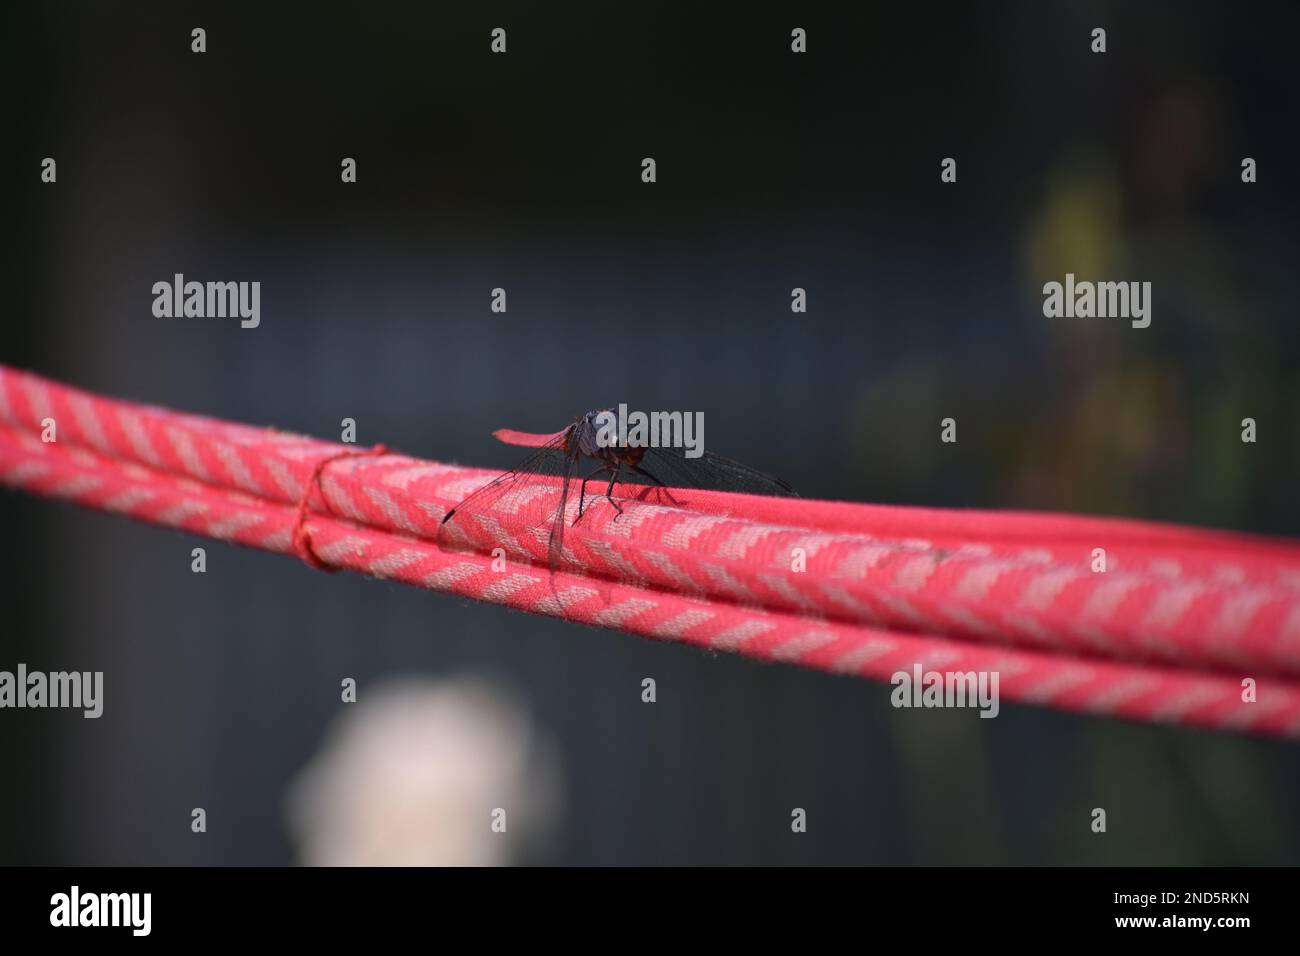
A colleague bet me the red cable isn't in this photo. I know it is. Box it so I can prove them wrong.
[2,364,1299,736]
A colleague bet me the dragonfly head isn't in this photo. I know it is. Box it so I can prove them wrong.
[568,410,620,458]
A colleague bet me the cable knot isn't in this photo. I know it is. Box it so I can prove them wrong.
[292,443,389,571]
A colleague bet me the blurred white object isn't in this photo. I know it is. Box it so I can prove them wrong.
[285,677,560,866]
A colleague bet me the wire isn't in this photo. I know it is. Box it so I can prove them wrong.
[2,363,1298,736]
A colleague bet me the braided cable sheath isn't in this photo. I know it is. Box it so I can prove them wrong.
[2,364,1299,736]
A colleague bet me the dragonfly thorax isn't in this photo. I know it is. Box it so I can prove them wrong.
[568,411,647,466]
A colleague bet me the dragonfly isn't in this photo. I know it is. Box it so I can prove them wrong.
[439,410,796,585]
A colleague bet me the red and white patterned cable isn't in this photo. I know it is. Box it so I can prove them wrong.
[2,364,1299,737]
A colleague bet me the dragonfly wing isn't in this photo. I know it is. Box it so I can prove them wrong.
[547,449,576,569]
[440,431,577,560]
[636,446,797,498]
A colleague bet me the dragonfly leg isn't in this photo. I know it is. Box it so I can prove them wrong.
[604,465,624,519]
[631,464,681,507]
[575,466,610,524]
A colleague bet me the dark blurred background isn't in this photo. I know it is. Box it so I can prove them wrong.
[3,1,1299,864]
